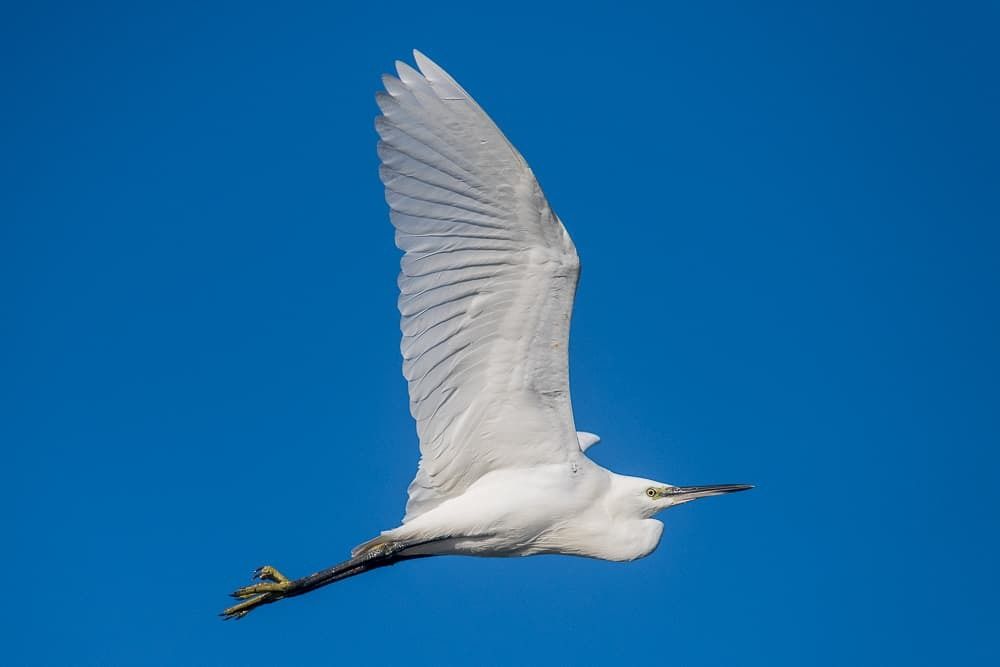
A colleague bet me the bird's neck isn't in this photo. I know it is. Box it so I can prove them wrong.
[598,518,664,562]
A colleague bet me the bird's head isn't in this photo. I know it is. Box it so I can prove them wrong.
[624,477,753,518]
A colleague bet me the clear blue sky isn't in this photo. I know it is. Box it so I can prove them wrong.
[3,1,998,664]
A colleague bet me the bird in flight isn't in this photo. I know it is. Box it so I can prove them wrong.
[222,50,751,620]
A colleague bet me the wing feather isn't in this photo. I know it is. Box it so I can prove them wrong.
[377,51,581,522]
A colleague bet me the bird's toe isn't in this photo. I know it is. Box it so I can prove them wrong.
[231,581,289,599]
[252,565,290,583]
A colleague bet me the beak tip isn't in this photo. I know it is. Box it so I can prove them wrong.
[667,483,755,501]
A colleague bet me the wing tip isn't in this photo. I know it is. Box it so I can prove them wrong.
[412,49,460,90]
[413,49,434,73]
[395,59,425,84]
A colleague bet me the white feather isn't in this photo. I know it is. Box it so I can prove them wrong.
[576,432,601,452]
[377,51,581,522]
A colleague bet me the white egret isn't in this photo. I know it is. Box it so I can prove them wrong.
[222,51,751,620]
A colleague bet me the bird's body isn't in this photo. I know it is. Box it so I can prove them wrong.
[372,459,665,562]
[221,50,750,620]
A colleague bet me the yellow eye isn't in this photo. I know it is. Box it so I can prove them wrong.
[646,488,658,498]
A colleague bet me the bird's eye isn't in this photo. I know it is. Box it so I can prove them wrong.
[646,488,658,498]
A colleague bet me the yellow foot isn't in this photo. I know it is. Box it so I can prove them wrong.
[252,565,290,584]
[221,565,293,620]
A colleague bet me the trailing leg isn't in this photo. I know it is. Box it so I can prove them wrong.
[220,541,423,620]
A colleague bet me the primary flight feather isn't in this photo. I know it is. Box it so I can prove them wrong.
[222,51,750,620]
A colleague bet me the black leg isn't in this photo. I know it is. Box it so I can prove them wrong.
[220,541,430,620]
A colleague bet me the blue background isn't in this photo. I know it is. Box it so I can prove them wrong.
[4,1,998,664]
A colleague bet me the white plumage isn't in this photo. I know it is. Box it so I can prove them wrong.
[362,51,749,560]
[222,51,749,619]
[377,51,581,524]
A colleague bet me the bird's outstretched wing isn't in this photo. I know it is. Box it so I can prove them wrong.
[376,51,581,522]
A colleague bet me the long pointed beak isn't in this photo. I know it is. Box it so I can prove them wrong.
[664,483,753,505]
